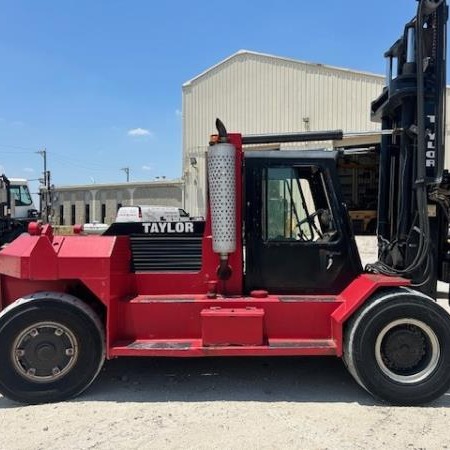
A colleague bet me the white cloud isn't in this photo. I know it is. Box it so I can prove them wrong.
[10,120,24,127]
[128,128,152,137]
[23,167,34,173]
[175,109,182,117]
[142,165,152,171]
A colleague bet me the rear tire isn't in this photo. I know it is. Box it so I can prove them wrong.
[0,292,105,404]
[343,287,450,405]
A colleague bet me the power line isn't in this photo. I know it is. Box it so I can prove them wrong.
[0,143,38,151]
[50,155,119,172]
[0,149,36,154]
[0,143,135,179]
[49,151,121,172]
[49,151,111,168]
[0,143,128,173]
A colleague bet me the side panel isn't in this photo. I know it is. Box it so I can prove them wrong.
[116,297,341,342]
[108,274,409,358]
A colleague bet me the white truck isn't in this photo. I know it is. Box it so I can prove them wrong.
[0,175,39,244]
[115,205,192,223]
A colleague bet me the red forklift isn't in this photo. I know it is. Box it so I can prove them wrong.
[0,0,450,405]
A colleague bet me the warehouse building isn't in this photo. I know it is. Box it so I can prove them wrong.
[182,50,450,219]
[49,179,183,226]
[49,50,450,230]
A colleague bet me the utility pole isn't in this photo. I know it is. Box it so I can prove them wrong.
[121,167,130,182]
[36,149,50,223]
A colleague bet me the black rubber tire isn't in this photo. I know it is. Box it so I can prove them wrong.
[343,287,450,405]
[0,292,105,404]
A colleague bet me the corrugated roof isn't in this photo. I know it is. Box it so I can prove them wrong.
[183,50,384,88]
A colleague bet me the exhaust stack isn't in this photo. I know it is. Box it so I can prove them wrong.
[207,119,236,280]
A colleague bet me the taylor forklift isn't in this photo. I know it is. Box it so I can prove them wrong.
[0,0,449,405]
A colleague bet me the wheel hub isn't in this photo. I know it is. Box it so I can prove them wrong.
[382,326,426,370]
[375,318,440,384]
[12,322,78,383]
[36,343,57,361]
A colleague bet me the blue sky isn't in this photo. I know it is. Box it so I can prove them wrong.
[0,0,430,195]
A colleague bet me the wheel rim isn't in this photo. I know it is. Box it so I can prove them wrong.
[375,318,440,384]
[12,321,79,383]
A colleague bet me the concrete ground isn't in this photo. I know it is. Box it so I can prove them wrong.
[1,236,450,450]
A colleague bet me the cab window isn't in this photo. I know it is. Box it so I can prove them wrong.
[262,166,337,242]
[10,185,33,207]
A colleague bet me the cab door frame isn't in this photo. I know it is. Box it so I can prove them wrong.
[243,150,362,295]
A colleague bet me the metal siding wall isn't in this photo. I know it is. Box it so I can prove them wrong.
[183,53,386,216]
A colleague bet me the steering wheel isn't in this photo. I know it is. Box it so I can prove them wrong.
[296,209,325,240]
[296,209,324,228]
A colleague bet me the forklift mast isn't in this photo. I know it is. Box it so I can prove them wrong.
[370,0,449,297]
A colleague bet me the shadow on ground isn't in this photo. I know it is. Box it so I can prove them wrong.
[2,356,450,408]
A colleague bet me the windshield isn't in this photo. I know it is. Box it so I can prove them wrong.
[10,184,33,206]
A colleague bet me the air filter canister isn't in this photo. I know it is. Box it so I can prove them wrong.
[207,142,236,255]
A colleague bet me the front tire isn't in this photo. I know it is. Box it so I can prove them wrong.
[0,292,105,404]
[344,288,450,405]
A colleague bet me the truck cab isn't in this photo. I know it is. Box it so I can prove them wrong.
[8,178,36,219]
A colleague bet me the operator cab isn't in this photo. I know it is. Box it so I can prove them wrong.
[8,178,36,219]
[244,150,362,294]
